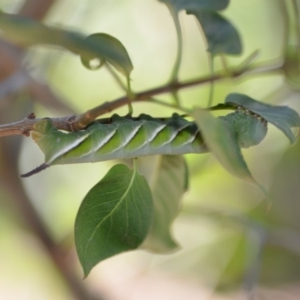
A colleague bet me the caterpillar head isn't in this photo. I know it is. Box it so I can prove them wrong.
[221,110,268,148]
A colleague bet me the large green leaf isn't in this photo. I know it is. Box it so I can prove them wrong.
[193,109,255,184]
[141,155,188,253]
[0,14,133,77]
[226,93,300,144]
[188,11,242,55]
[75,164,153,277]
[159,0,229,12]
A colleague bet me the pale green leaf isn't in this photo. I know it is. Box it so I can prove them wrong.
[226,93,300,144]
[188,11,242,55]
[75,164,153,277]
[193,109,255,184]
[0,14,133,76]
[141,155,188,253]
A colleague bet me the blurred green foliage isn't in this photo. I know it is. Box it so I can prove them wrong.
[1,0,300,299]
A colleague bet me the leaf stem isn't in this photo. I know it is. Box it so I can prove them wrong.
[237,49,260,73]
[167,4,183,84]
[105,62,127,93]
[147,97,190,113]
[291,0,300,48]
[126,76,134,115]
[133,157,138,172]
[220,54,229,75]
[207,54,215,107]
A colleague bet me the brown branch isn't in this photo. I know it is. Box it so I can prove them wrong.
[0,59,282,136]
[73,60,282,129]
[0,116,73,136]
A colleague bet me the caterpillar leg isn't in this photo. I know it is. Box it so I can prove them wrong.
[21,163,50,178]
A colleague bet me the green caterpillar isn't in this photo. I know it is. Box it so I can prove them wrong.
[21,114,207,177]
[21,111,267,177]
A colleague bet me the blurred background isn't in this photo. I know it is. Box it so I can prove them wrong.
[1,0,300,299]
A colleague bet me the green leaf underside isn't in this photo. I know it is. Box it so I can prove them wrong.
[193,109,256,184]
[159,0,229,12]
[226,93,300,144]
[141,155,188,252]
[75,164,153,276]
[188,11,242,55]
[220,111,268,148]
[0,14,132,76]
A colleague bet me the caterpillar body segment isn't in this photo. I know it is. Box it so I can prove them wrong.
[22,114,207,176]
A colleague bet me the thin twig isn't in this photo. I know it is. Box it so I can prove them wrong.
[105,62,127,92]
[146,97,190,113]
[0,116,73,137]
[71,60,283,129]
[207,54,215,107]
[291,0,300,48]
[166,4,183,83]
[0,60,282,136]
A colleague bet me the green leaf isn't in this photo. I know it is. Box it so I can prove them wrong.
[80,33,133,76]
[220,111,268,148]
[226,93,300,144]
[141,155,188,253]
[75,164,153,277]
[0,14,133,77]
[159,0,229,12]
[193,109,255,184]
[188,11,242,55]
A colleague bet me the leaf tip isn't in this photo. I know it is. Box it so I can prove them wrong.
[83,268,90,279]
